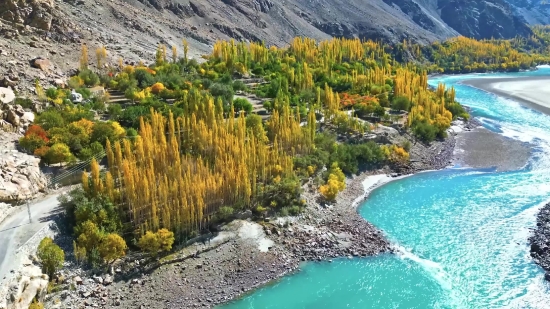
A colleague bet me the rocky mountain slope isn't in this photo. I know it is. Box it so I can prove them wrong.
[0,0,545,99]
[506,0,550,25]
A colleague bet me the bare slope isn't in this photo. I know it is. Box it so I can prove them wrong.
[0,0,543,98]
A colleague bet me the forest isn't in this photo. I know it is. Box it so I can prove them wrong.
[21,33,546,265]
[393,32,550,73]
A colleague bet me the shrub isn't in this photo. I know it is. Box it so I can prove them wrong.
[209,83,234,104]
[107,104,122,119]
[319,163,346,201]
[401,140,412,152]
[156,229,175,252]
[215,206,234,222]
[78,69,100,87]
[391,96,410,111]
[138,231,160,257]
[138,229,175,257]
[14,97,34,109]
[151,82,166,94]
[233,97,253,113]
[35,110,65,131]
[233,80,247,91]
[28,300,44,309]
[413,121,438,143]
[98,233,127,264]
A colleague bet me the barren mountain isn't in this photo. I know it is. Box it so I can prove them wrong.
[0,0,545,97]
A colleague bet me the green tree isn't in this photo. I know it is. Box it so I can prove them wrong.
[35,110,65,131]
[76,221,104,252]
[37,237,65,279]
[90,122,118,145]
[391,96,410,111]
[107,104,123,119]
[233,97,253,113]
[45,143,75,165]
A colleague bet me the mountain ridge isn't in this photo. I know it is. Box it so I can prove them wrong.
[0,0,547,98]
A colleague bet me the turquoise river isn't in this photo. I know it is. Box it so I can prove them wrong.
[221,68,550,309]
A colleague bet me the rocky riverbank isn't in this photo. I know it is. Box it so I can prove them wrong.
[42,120,471,309]
[529,202,550,281]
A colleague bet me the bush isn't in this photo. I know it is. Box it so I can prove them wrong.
[391,96,410,111]
[45,87,59,100]
[14,97,34,109]
[138,231,160,257]
[37,237,65,279]
[76,88,92,100]
[138,229,175,257]
[413,121,438,143]
[28,300,44,309]
[35,110,65,131]
[215,206,234,222]
[233,97,253,113]
[260,176,303,210]
[401,140,412,152]
[233,80,247,91]
[209,83,234,104]
[107,104,122,119]
[98,233,127,264]
[319,163,346,201]
[78,69,100,87]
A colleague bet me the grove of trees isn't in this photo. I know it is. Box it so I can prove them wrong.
[35,33,546,260]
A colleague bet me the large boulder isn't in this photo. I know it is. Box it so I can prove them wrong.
[3,256,48,309]
[20,112,35,128]
[5,109,20,127]
[70,90,83,103]
[0,87,15,104]
[30,57,51,71]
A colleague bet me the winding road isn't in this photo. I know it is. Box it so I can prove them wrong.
[0,194,62,283]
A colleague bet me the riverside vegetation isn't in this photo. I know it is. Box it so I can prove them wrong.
[19,34,550,305]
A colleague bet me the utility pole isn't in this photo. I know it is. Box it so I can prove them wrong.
[27,198,31,223]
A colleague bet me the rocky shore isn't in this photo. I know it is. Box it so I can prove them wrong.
[529,202,550,281]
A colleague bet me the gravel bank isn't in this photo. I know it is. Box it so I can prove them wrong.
[454,126,531,171]
[529,202,550,281]
[461,76,550,116]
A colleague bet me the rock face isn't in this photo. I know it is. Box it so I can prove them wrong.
[439,0,533,39]
[0,132,47,202]
[1,103,34,131]
[530,202,550,280]
[505,0,550,25]
[0,0,55,31]
[2,256,48,309]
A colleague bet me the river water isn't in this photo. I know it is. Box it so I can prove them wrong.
[221,68,550,309]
